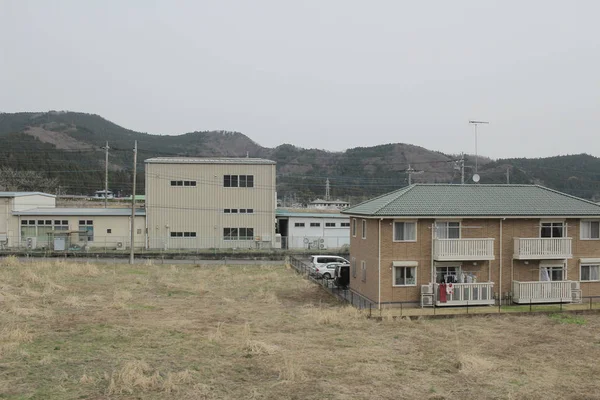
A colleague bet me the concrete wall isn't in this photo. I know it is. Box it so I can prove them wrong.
[12,195,55,211]
[286,216,349,249]
[145,162,276,249]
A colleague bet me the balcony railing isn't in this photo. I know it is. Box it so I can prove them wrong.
[434,282,495,306]
[433,238,495,261]
[513,238,572,260]
[512,281,574,304]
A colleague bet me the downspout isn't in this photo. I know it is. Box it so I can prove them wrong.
[499,218,503,305]
[431,223,435,293]
[378,218,382,309]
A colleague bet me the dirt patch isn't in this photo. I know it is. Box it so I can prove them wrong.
[24,126,95,150]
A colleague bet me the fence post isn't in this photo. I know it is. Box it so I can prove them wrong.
[369,303,371,318]
[529,298,532,313]
[590,297,593,310]
[400,302,403,318]
[560,301,563,312]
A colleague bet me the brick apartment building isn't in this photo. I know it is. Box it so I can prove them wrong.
[342,184,600,307]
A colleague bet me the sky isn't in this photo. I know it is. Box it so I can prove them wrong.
[1,0,599,159]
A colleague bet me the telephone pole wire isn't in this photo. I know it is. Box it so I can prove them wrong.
[103,141,110,208]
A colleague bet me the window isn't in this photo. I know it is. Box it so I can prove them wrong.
[239,209,246,214]
[246,209,254,214]
[394,221,417,241]
[78,220,94,242]
[171,232,196,238]
[224,209,231,214]
[436,266,459,283]
[540,265,564,281]
[325,222,336,227]
[107,229,112,234]
[352,257,357,278]
[361,220,366,239]
[310,222,321,227]
[581,264,600,281]
[170,180,196,187]
[224,175,254,188]
[54,220,69,231]
[341,222,350,227]
[223,228,253,240]
[436,221,460,239]
[581,221,600,240]
[361,261,366,282]
[231,209,238,214]
[394,266,417,286]
[294,222,305,227]
[541,222,564,238]
[239,228,254,240]
[352,219,357,237]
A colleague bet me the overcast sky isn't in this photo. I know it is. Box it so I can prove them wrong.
[1,0,599,159]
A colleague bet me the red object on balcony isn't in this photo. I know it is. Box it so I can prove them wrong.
[439,283,447,303]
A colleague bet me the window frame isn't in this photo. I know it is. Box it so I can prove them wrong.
[393,220,417,242]
[310,222,321,227]
[78,220,94,242]
[540,220,565,238]
[580,264,600,282]
[539,264,565,281]
[361,260,366,282]
[435,220,461,239]
[393,266,418,287]
[352,219,357,237]
[580,220,600,240]
[361,219,367,239]
[294,222,305,228]
[341,222,350,227]
[352,257,357,278]
[325,222,336,228]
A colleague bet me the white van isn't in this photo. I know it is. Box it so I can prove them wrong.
[309,255,349,276]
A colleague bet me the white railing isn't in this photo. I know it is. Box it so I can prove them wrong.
[513,238,572,260]
[433,238,495,261]
[434,282,495,306]
[512,281,573,303]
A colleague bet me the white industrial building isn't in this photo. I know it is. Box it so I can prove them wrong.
[276,209,350,250]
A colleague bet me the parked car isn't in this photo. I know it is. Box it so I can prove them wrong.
[309,255,349,276]
[334,264,350,288]
[315,262,346,279]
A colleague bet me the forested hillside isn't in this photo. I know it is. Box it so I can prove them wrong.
[1,111,599,202]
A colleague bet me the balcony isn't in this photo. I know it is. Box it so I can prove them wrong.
[433,238,495,261]
[434,282,495,306]
[512,281,574,304]
[513,238,572,260]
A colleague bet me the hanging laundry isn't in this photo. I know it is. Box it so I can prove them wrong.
[439,283,447,303]
[447,283,454,295]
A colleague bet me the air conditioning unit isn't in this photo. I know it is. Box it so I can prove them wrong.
[572,290,582,303]
[571,281,580,290]
[116,242,123,249]
[273,234,282,249]
[421,284,433,294]
[421,296,433,306]
[26,237,37,250]
[261,235,271,242]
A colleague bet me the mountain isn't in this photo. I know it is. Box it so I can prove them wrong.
[1,111,599,202]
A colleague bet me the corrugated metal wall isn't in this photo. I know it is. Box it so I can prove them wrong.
[145,162,276,249]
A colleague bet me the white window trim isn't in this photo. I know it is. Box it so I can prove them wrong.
[580,259,600,281]
[434,220,462,239]
[580,220,600,241]
[539,262,566,281]
[352,219,357,237]
[361,260,366,282]
[393,264,418,287]
[392,220,418,242]
[361,219,367,239]
[539,220,566,238]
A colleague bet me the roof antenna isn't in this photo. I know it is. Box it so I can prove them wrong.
[246,151,249,158]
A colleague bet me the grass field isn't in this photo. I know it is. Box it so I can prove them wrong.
[2,257,600,399]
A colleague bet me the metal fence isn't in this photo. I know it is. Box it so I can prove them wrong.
[288,256,600,319]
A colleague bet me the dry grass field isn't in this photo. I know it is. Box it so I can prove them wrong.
[2,257,600,400]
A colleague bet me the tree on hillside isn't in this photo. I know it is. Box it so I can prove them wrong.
[0,167,59,193]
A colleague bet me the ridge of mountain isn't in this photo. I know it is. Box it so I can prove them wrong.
[0,111,599,202]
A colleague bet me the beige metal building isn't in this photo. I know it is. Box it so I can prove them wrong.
[145,157,277,249]
[1,192,56,248]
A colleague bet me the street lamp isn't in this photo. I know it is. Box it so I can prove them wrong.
[468,120,489,174]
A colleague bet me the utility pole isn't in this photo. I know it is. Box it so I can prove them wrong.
[468,120,489,174]
[103,141,110,208]
[406,164,424,185]
[129,140,137,265]
[325,178,331,201]
[460,153,465,184]
[506,167,510,184]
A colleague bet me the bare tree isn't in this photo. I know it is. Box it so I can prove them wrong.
[0,167,59,193]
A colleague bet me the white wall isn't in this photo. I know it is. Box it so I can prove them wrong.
[12,195,56,211]
[286,216,350,249]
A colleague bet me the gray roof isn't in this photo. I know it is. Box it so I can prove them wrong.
[0,192,56,198]
[145,157,275,165]
[13,208,146,217]
[342,184,600,217]
[276,209,348,219]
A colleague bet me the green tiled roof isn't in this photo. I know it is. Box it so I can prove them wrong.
[342,184,600,217]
